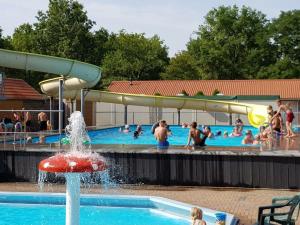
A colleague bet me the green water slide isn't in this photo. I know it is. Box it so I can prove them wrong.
[0,48,268,127]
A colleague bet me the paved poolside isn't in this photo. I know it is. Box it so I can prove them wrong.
[0,183,299,225]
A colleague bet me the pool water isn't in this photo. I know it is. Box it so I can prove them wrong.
[42,125,258,147]
[0,204,188,225]
[0,193,237,225]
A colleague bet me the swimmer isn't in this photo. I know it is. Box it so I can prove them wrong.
[203,126,214,138]
[154,120,169,150]
[136,125,143,135]
[231,126,242,137]
[123,124,130,133]
[133,131,139,139]
[182,122,189,128]
[223,131,228,138]
[215,130,222,136]
[242,130,254,144]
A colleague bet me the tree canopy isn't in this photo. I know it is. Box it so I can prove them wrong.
[0,2,299,93]
[186,5,272,80]
[160,51,200,80]
[101,31,169,82]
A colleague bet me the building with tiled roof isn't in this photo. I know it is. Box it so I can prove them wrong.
[0,76,48,125]
[92,79,300,127]
[1,78,44,100]
[108,79,300,100]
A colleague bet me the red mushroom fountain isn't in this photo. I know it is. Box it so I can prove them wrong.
[38,112,107,225]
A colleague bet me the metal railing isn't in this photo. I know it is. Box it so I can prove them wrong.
[95,111,300,127]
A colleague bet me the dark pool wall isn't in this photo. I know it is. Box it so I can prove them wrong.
[0,150,300,189]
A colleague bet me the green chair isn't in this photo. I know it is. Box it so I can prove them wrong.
[257,195,300,225]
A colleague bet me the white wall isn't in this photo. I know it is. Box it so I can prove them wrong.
[95,99,298,127]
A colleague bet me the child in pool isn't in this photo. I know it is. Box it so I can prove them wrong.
[223,131,228,138]
[191,207,206,225]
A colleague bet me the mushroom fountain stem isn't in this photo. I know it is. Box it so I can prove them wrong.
[65,173,80,225]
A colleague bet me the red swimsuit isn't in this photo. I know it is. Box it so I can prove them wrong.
[286,111,294,123]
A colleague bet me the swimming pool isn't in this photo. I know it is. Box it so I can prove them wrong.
[40,125,258,147]
[0,192,237,225]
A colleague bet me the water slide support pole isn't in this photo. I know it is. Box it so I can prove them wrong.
[177,109,181,125]
[58,79,64,134]
[124,105,128,125]
[81,89,85,116]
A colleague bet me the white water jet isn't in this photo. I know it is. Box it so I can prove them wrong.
[39,111,107,225]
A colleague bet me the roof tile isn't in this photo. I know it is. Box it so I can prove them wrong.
[1,78,44,100]
[108,79,300,99]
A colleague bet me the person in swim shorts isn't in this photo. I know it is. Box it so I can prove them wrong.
[185,122,207,150]
[38,111,48,131]
[154,120,169,150]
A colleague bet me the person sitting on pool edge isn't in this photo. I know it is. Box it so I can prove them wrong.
[154,120,169,150]
[185,122,207,150]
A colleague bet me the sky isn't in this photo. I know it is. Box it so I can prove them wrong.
[0,0,299,56]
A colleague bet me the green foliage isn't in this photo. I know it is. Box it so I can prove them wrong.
[258,10,300,78]
[180,90,189,96]
[101,31,169,83]
[187,5,272,79]
[154,93,161,96]
[11,24,35,52]
[195,91,205,96]
[212,89,220,96]
[33,0,95,61]
[0,27,12,49]
[161,51,200,80]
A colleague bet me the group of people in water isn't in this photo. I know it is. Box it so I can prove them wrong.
[120,99,297,150]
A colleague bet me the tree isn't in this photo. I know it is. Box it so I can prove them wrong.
[194,91,204,96]
[101,31,169,83]
[33,0,95,61]
[179,90,189,96]
[212,89,220,95]
[187,5,272,79]
[258,10,300,78]
[0,27,12,49]
[161,51,200,80]
[11,23,35,52]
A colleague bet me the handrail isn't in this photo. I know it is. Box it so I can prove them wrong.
[0,110,63,112]
[13,122,23,145]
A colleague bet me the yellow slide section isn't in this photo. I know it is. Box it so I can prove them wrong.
[0,49,268,127]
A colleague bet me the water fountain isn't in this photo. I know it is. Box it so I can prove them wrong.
[39,111,107,225]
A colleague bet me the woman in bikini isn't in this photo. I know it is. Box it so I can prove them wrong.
[272,100,296,138]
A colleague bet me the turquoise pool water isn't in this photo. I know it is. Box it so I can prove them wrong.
[41,125,258,147]
[0,204,188,225]
[0,193,237,225]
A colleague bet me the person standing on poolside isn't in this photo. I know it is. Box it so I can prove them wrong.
[38,111,48,131]
[23,108,32,132]
[272,100,296,138]
[154,120,169,150]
